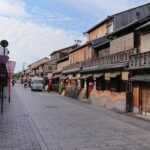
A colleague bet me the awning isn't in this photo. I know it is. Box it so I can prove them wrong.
[93,73,104,78]
[110,72,121,78]
[80,74,93,80]
[62,68,81,74]
[70,77,77,80]
[91,36,110,49]
[53,69,62,74]
[61,76,69,80]
[52,75,60,79]
[82,66,99,73]
[130,75,150,82]
[81,62,128,73]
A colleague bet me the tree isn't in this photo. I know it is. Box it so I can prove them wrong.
[13,72,23,79]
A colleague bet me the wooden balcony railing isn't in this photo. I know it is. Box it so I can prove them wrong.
[82,49,135,68]
[63,62,82,70]
[129,51,150,69]
[63,49,135,71]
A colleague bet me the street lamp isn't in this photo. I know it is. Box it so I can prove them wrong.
[0,40,9,113]
[6,61,16,102]
[1,40,9,55]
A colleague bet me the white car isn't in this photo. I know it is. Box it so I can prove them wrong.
[31,77,44,91]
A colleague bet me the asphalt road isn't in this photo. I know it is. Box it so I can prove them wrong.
[7,85,150,150]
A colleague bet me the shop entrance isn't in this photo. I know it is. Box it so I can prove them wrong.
[141,86,150,114]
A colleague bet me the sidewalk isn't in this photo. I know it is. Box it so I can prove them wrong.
[127,112,150,122]
[0,87,42,150]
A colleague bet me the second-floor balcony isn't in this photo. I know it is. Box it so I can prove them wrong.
[82,49,134,68]
[63,62,82,71]
[63,49,135,74]
[129,51,150,69]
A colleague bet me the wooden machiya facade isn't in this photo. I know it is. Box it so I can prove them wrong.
[58,2,150,111]
[51,45,78,93]
[62,44,92,98]
[51,56,69,93]
[25,57,50,77]
[128,21,150,114]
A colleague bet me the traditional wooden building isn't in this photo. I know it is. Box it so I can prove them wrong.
[27,57,49,77]
[42,60,56,75]
[128,21,150,114]
[59,2,150,111]
[51,45,78,93]
[62,43,91,98]
[24,67,32,77]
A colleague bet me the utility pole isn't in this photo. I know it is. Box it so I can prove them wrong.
[74,39,82,46]
[22,62,26,72]
[22,62,26,77]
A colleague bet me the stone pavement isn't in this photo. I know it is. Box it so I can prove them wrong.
[1,85,150,150]
[0,86,42,150]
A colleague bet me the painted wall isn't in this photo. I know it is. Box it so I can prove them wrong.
[89,90,126,112]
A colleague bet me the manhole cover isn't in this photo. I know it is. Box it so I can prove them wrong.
[45,106,58,109]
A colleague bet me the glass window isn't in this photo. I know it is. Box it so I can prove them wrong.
[107,22,113,34]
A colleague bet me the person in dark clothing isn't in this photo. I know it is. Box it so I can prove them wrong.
[24,79,28,88]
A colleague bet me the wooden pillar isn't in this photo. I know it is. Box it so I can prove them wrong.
[78,79,81,89]
[93,78,96,90]
[133,84,140,113]
[84,79,87,90]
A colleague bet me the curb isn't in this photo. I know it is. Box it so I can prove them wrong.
[126,113,150,122]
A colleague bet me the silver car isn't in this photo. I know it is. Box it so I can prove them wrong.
[31,78,44,91]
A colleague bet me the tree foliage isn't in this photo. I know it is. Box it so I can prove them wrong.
[13,72,22,79]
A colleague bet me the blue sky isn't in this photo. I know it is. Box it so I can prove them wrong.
[24,0,150,32]
[24,0,96,32]
[0,0,149,71]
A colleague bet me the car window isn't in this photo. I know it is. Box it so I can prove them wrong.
[33,80,43,84]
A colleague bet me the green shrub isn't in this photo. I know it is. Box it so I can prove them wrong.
[59,84,65,94]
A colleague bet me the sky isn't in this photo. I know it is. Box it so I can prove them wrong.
[0,0,149,72]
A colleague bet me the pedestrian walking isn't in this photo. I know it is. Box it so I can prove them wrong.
[24,79,28,88]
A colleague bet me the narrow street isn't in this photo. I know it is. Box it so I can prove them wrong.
[1,85,150,150]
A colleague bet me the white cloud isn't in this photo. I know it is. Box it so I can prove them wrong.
[0,16,85,72]
[31,6,73,22]
[0,0,28,17]
[2,0,149,72]
[0,0,85,72]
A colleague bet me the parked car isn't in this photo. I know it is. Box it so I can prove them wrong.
[31,77,44,91]
[16,79,21,84]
